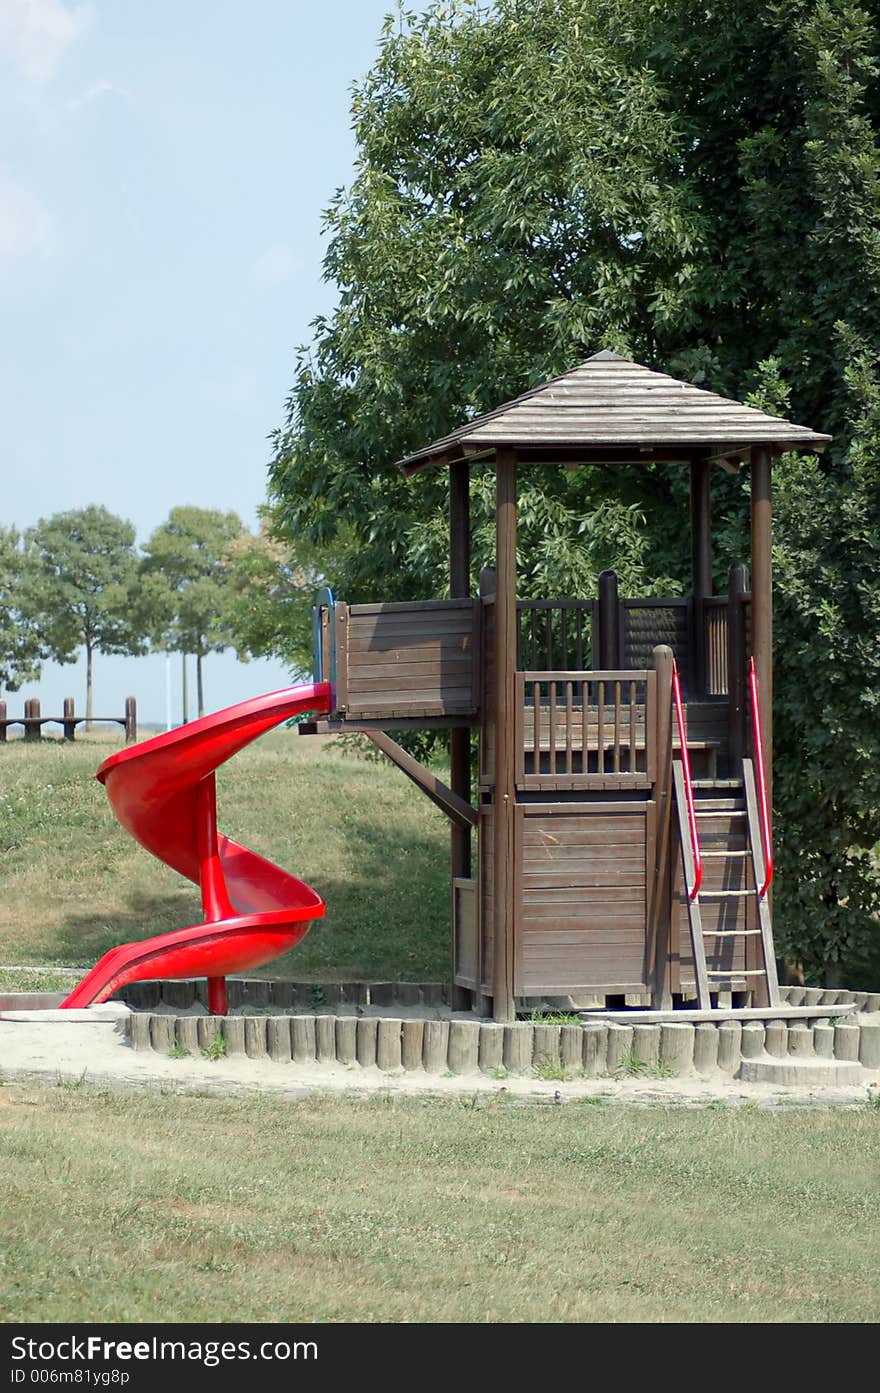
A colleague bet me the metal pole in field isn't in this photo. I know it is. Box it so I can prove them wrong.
[165,653,172,731]
[181,652,189,725]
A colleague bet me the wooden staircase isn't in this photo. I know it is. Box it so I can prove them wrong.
[673,761,781,1010]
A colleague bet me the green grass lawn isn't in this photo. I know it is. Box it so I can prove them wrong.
[0,730,451,988]
[1,1083,878,1322]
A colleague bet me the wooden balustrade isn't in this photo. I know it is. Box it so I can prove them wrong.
[515,669,656,791]
[516,599,595,672]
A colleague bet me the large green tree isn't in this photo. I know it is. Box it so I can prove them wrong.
[141,507,246,717]
[0,527,49,696]
[29,506,144,722]
[269,0,880,981]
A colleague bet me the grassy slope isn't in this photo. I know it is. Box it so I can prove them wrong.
[0,731,450,985]
[1,1083,878,1323]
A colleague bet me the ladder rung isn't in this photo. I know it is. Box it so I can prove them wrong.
[696,810,747,818]
[698,888,754,897]
[701,850,749,858]
[705,970,767,977]
[702,929,761,937]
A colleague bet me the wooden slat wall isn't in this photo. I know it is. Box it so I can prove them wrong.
[515,805,649,993]
[343,599,479,720]
[622,600,689,674]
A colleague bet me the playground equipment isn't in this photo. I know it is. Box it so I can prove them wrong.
[301,351,830,1022]
[60,683,331,1013]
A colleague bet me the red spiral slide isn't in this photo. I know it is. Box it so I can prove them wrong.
[60,683,332,1014]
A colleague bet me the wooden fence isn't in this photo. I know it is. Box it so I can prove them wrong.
[0,696,137,743]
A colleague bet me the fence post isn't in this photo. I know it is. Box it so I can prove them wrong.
[24,698,41,742]
[0,700,6,742]
[597,569,621,669]
[125,696,137,744]
[727,562,748,770]
[63,697,76,741]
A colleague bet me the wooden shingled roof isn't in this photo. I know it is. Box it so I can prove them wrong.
[399,351,830,474]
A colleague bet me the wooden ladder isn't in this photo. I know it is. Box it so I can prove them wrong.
[673,759,781,1010]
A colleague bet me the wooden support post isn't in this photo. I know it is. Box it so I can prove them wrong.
[492,449,517,1023]
[363,730,477,831]
[649,645,675,1008]
[24,698,41,742]
[598,569,621,669]
[125,696,137,744]
[449,460,472,1011]
[0,701,6,743]
[727,562,748,770]
[63,697,76,742]
[690,453,712,694]
[750,447,772,822]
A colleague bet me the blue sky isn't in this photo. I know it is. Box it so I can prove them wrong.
[1,0,420,723]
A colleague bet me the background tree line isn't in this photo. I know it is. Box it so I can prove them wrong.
[264,0,880,985]
[0,505,310,720]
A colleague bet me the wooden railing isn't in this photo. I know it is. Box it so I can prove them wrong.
[0,696,137,743]
[515,670,656,791]
[516,599,595,672]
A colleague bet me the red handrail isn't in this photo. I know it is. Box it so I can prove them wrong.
[671,660,702,900]
[748,657,774,897]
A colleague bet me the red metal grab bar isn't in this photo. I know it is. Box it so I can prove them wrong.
[748,657,774,897]
[671,660,702,900]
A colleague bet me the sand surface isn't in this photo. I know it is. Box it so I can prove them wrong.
[0,1005,877,1109]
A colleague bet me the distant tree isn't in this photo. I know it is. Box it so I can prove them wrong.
[0,527,50,695]
[28,506,144,722]
[141,507,245,717]
[223,521,360,676]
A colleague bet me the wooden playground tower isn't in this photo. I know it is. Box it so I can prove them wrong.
[304,353,830,1022]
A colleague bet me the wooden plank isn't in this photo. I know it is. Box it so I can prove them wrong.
[349,598,475,616]
[673,760,711,1009]
[743,757,780,1007]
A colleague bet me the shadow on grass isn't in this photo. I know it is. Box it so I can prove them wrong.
[50,813,450,980]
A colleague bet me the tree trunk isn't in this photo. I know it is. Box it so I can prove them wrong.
[182,652,189,724]
[85,643,94,730]
[197,651,205,718]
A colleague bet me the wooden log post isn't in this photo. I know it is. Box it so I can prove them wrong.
[690,453,712,694]
[649,644,675,1008]
[492,449,517,1023]
[0,701,6,743]
[125,696,137,744]
[449,460,473,1012]
[597,569,621,669]
[750,448,772,821]
[727,562,749,770]
[750,446,773,1001]
[63,697,76,742]
[24,698,41,742]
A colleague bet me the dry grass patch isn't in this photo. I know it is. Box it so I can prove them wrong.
[0,730,450,984]
[0,1084,878,1323]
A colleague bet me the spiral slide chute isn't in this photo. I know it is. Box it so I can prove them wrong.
[60,683,332,1013]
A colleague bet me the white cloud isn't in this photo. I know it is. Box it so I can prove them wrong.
[0,0,95,83]
[0,169,54,261]
[67,78,125,111]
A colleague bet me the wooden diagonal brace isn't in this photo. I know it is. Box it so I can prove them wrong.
[363,730,477,833]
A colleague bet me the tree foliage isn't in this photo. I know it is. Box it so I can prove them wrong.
[0,527,49,695]
[140,507,246,716]
[269,0,880,980]
[28,506,144,720]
